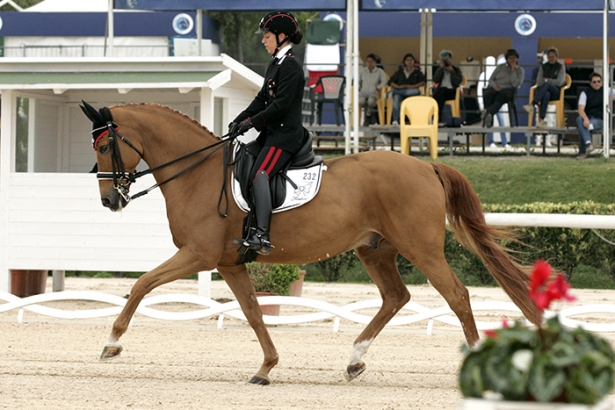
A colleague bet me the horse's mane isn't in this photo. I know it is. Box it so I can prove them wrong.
[111,103,220,140]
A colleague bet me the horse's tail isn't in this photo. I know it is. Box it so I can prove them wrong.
[431,163,542,326]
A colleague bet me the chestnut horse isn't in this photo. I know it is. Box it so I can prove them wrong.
[81,102,541,385]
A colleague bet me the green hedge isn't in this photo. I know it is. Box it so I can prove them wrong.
[306,201,615,288]
[481,202,615,284]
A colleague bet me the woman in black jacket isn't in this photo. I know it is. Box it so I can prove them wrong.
[229,11,305,255]
[432,49,463,123]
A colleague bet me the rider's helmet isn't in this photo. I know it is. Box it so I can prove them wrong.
[256,11,303,45]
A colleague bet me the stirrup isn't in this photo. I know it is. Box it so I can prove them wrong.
[245,235,274,255]
[233,237,248,246]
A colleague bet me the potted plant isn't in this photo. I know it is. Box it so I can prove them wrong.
[10,269,48,297]
[247,263,300,316]
[458,261,615,409]
[289,269,306,297]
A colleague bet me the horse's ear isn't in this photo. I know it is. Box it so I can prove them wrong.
[80,100,103,124]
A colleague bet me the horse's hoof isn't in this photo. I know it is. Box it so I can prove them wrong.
[345,362,366,381]
[100,342,123,361]
[248,375,271,385]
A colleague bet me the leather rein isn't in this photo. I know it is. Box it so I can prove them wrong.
[93,121,236,216]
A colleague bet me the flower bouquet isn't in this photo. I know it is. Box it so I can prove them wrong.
[459,261,615,406]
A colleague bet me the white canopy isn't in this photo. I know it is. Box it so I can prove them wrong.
[25,0,108,12]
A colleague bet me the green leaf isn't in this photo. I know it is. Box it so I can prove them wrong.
[548,341,580,368]
[565,365,603,404]
[528,353,566,402]
[486,355,530,400]
[459,351,486,398]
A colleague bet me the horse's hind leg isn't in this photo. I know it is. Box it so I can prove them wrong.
[346,242,410,381]
[217,265,278,385]
[411,252,479,346]
[100,247,202,360]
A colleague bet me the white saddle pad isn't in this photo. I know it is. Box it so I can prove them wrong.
[232,163,327,214]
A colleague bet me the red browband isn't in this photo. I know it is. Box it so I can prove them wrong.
[93,128,117,151]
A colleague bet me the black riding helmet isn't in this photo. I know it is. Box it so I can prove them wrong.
[256,11,303,53]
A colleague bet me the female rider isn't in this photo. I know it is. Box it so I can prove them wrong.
[230,11,306,256]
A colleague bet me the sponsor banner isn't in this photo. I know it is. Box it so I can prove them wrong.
[362,0,605,11]
[114,0,346,11]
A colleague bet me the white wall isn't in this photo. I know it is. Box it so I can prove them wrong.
[6,173,175,273]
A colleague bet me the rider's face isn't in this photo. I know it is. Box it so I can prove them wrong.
[262,31,287,56]
[262,32,277,55]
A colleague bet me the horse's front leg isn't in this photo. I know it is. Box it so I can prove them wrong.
[218,265,278,385]
[100,247,203,360]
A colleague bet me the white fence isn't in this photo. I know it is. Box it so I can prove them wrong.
[2,210,615,333]
[2,290,615,333]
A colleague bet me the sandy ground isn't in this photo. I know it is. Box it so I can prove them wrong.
[2,278,615,410]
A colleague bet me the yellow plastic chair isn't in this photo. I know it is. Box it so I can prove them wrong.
[399,96,439,159]
[377,85,393,125]
[527,73,572,127]
[444,74,467,118]
[378,84,426,126]
[349,86,362,122]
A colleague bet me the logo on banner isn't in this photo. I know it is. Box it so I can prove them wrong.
[173,13,194,36]
[515,14,536,36]
[374,0,386,8]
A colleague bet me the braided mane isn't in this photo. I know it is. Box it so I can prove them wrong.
[112,103,219,140]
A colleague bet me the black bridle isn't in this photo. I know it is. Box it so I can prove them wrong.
[93,121,237,216]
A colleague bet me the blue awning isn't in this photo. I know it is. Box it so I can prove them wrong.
[362,0,606,11]
[113,0,606,11]
[114,0,346,11]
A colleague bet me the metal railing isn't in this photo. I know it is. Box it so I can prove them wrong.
[1,44,172,58]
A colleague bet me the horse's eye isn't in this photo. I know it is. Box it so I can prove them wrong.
[98,145,109,154]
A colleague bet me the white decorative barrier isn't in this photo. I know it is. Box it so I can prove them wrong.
[2,290,615,334]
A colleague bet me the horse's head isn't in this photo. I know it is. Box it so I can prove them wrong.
[80,101,144,212]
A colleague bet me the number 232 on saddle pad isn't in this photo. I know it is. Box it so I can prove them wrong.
[231,141,326,214]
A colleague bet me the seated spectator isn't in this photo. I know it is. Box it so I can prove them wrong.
[523,47,566,128]
[482,49,524,129]
[359,53,387,126]
[388,53,426,125]
[575,72,613,160]
[432,49,463,126]
[487,111,511,149]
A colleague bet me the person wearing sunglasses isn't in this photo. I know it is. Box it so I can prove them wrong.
[575,72,610,160]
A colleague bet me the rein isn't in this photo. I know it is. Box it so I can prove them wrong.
[94,121,236,215]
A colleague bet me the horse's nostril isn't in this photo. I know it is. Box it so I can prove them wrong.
[101,197,112,208]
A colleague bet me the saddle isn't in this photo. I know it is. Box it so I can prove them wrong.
[233,130,323,210]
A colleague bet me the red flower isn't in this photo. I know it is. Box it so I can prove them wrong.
[484,329,498,339]
[530,260,551,293]
[546,273,576,303]
[529,260,575,310]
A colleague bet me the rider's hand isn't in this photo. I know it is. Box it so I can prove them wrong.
[237,118,253,135]
[228,121,239,136]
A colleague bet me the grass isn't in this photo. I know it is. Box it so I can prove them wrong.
[429,156,615,205]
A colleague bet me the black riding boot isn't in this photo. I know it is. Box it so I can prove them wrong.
[242,170,273,255]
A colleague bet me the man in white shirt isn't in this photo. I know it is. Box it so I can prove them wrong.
[359,53,387,126]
